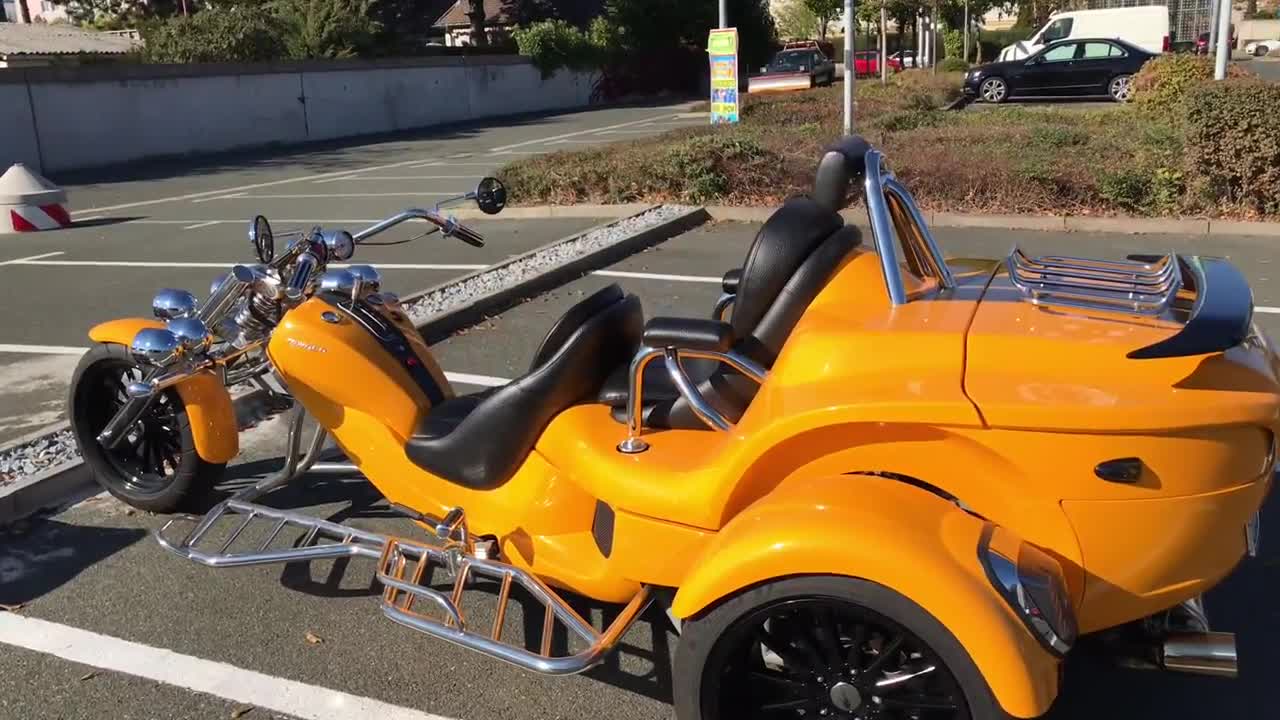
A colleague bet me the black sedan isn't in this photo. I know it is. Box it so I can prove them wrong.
[963,37,1155,104]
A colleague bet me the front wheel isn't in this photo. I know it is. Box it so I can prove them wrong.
[1108,74,1134,103]
[69,343,224,513]
[673,576,1004,720]
[979,77,1008,103]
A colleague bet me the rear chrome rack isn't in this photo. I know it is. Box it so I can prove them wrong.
[1006,246,1184,316]
[156,501,651,676]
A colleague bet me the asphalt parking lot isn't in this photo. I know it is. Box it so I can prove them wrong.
[3,101,1280,720]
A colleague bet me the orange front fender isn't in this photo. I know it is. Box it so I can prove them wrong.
[89,318,238,464]
[670,474,1061,719]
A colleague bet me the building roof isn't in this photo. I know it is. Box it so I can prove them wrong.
[433,0,602,29]
[0,23,141,57]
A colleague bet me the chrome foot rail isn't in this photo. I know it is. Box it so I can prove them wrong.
[156,499,386,567]
[377,529,653,675]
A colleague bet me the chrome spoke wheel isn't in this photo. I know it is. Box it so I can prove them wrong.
[980,78,1006,103]
[709,597,969,719]
[1109,75,1133,103]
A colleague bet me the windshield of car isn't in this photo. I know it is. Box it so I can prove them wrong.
[769,51,816,72]
[1039,17,1073,43]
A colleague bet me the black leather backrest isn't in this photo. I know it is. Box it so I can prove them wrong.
[739,225,863,365]
[529,284,625,370]
[732,196,844,340]
[812,135,873,213]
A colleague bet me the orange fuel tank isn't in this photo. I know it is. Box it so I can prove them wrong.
[266,293,451,444]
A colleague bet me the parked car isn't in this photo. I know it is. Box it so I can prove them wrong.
[999,5,1170,61]
[1244,38,1280,57]
[854,50,883,76]
[888,49,917,69]
[1194,26,1236,54]
[747,44,836,94]
[966,37,1156,104]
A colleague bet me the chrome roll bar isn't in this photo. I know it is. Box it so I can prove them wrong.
[861,148,955,305]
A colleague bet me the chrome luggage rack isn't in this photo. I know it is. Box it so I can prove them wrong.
[156,499,651,676]
[1005,246,1184,316]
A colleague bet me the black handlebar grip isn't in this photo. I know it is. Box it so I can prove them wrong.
[452,223,486,248]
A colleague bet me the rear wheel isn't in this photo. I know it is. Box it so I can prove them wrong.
[673,576,1004,720]
[1108,74,1134,103]
[69,343,224,513]
[1255,45,1269,57]
[979,77,1008,103]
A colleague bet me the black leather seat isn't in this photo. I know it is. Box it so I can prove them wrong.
[406,284,642,490]
[598,195,861,429]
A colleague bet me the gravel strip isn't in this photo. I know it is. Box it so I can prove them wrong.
[402,205,691,325]
[0,429,78,488]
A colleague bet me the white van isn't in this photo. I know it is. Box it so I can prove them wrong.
[998,5,1171,61]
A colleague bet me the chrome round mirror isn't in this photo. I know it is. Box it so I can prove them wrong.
[347,264,381,291]
[318,269,355,295]
[131,328,180,366]
[167,317,211,354]
[320,230,355,262]
[248,215,274,264]
[152,288,198,320]
[475,177,507,215]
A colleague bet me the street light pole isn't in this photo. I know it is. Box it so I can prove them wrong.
[880,3,888,85]
[1208,0,1220,54]
[719,0,727,28]
[844,0,855,135]
[963,0,970,62]
[1214,0,1231,79]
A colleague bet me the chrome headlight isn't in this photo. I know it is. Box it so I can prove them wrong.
[167,317,212,354]
[979,524,1077,656]
[131,328,181,366]
[152,288,198,320]
[347,264,381,292]
[320,230,356,262]
[319,269,356,295]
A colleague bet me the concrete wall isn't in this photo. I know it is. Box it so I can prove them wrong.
[0,57,597,175]
[1238,18,1280,44]
[0,81,41,170]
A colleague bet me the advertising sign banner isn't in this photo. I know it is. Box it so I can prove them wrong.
[708,28,740,124]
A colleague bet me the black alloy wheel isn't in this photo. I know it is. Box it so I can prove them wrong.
[674,576,1005,720]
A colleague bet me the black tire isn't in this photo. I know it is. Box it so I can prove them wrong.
[979,76,1009,104]
[1255,45,1268,57]
[69,342,224,513]
[1108,74,1134,103]
[673,575,1007,720]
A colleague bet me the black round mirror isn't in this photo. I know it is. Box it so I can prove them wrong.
[248,215,274,264]
[475,177,507,215]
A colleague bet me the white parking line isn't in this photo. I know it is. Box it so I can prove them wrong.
[205,193,466,200]
[191,192,248,204]
[314,176,481,183]
[0,613,455,720]
[488,113,676,152]
[8,260,486,270]
[594,269,720,283]
[182,221,222,230]
[0,342,509,389]
[1259,307,1280,314]
[0,251,65,266]
[412,162,496,168]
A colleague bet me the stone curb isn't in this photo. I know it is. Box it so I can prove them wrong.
[704,206,1280,237]
[409,205,711,342]
[0,421,95,527]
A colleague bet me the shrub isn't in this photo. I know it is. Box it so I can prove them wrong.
[1131,53,1247,120]
[876,109,945,132]
[1030,125,1090,149]
[272,0,380,59]
[513,19,601,77]
[939,56,969,72]
[1184,79,1280,215]
[141,6,285,63]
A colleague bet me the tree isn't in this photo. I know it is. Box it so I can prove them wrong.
[503,0,559,25]
[272,0,380,58]
[140,5,285,63]
[803,0,842,40]
[467,0,488,46]
[774,0,821,39]
[17,0,33,22]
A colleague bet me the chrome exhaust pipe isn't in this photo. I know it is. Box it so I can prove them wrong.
[1162,631,1238,678]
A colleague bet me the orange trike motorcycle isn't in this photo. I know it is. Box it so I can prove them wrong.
[69,137,1274,719]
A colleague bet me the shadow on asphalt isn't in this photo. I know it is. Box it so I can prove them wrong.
[71,216,144,229]
[0,517,146,606]
[46,97,697,191]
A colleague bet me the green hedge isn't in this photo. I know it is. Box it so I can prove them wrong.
[1184,80,1280,215]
